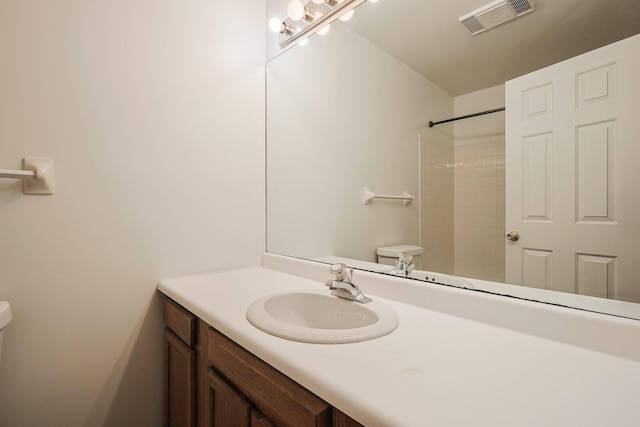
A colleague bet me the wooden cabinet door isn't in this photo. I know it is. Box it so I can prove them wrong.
[332,408,364,427]
[251,409,275,427]
[164,328,196,427]
[207,327,332,427]
[207,369,253,427]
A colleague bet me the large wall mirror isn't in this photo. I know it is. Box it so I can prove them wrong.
[266,0,640,319]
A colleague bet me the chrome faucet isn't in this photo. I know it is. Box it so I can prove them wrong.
[325,263,372,304]
[390,253,415,277]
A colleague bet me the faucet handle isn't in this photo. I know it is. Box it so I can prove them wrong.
[398,253,413,264]
[329,263,349,281]
[325,264,371,304]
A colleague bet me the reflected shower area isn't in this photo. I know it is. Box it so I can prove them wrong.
[421,85,506,282]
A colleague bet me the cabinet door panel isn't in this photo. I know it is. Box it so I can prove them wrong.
[164,328,196,427]
[164,298,196,346]
[207,327,331,427]
[252,409,275,427]
[207,369,252,427]
[332,408,364,427]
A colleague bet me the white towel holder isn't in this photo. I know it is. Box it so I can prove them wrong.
[363,187,414,206]
[0,157,54,195]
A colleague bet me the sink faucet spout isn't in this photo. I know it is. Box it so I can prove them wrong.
[389,253,415,278]
[325,263,372,304]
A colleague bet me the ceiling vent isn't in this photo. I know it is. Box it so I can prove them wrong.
[460,0,534,35]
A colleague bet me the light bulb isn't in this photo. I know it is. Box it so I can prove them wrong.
[287,0,306,21]
[317,24,331,36]
[339,9,354,21]
[298,38,309,46]
[269,18,283,33]
[312,0,324,3]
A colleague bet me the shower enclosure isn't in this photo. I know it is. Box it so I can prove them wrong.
[421,85,506,282]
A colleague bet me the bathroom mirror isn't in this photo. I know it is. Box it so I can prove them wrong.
[266,0,640,319]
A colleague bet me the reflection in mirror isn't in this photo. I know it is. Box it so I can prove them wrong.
[266,0,640,319]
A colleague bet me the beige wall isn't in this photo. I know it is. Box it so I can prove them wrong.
[453,85,506,282]
[0,1,265,426]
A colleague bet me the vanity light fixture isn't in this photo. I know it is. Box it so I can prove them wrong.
[288,0,315,22]
[271,0,369,49]
[316,24,331,36]
[269,18,295,36]
[339,9,355,22]
[312,0,338,5]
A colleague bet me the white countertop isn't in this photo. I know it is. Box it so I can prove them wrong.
[158,254,640,427]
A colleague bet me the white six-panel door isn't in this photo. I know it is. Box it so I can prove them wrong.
[505,34,640,303]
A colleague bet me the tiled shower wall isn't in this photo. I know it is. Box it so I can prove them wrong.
[453,142,505,282]
[420,138,505,281]
[420,134,454,274]
[452,85,506,282]
[421,85,505,281]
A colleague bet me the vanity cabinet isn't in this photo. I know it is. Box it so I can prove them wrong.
[163,298,197,427]
[163,296,363,427]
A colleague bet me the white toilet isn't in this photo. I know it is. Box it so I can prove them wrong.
[0,301,12,365]
[377,245,423,269]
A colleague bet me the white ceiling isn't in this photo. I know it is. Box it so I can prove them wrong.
[347,0,640,96]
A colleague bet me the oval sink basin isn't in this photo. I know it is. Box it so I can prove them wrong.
[246,290,398,344]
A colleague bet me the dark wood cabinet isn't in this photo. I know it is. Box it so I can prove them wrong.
[207,369,252,427]
[251,410,276,427]
[332,408,365,427]
[206,327,331,427]
[163,296,364,427]
[163,299,197,427]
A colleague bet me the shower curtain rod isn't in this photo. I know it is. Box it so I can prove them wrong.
[428,107,505,128]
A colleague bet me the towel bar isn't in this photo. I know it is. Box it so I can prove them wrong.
[0,157,54,195]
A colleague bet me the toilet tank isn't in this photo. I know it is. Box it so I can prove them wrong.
[377,245,423,269]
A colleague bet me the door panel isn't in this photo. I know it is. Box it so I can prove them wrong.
[506,34,640,303]
[522,249,553,289]
[522,133,552,221]
[576,254,615,298]
[576,121,615,222]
